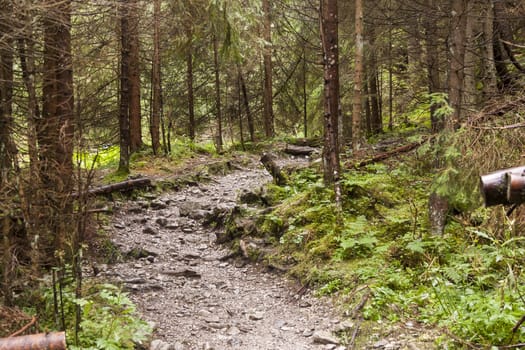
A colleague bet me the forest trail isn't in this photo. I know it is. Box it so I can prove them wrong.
[100,155,437,350]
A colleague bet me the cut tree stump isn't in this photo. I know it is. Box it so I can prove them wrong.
[260,153,286,185]
[0,332,66,350]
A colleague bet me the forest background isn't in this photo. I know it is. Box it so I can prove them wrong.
[1,0,525,348]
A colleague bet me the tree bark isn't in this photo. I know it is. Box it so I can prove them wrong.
[119,0,131,174]
[447,0,468,130]
[482,0,497,97]
[150,0,162,155]
[238,68,255,143]
[262,0,274,138]
[129,0,142,152]
[38,0,74,265]
[187,48,196,141]
[213,33,223,152]
[424,0,442,132]
[352,0,364,151]
[320,0,342,207]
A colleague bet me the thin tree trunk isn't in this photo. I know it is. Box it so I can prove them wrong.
[238,67,254,143]
[462,2,477,111]
[448,0,468,130]
[302,44,308,138]
[187,49,196,141]
[213,34,223,152]
[352,0,364,151]
[367,24,381,134]
[262,0,274,138]
[118,0,131,174]
[482,0,497,97]
[150,0,161,155]
[424,0,442,132]
[129,0,142,152]
[237,75,245,150]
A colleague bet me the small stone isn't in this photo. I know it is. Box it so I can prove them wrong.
[228,326,241,335]
[146,255,155,263]
[312,331,339,345]
[373,340,389,348]
[249,312,264,321]
[114,223,125,229]
[156,217,168,227]
[324,345,337,350]
[151,200,167,210]
[302,329,314,337]
[143,226,158,235]
[150,339,173,350]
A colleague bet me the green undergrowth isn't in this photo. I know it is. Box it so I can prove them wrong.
[256,158,525,348]
[23,269,152,350]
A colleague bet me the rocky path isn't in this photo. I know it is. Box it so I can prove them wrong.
[102,158,349,350]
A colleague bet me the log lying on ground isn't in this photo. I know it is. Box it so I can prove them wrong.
[0,332,66,350]
[260,153,286,185]
[72,177,152,198]
[352,138,428,168]
[480,166,525,206]
[283,144,317,156]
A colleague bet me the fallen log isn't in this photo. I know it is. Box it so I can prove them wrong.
[72,177,152,198]
[260,153,287,186]
[352,138,428,168]
[480,166,525,206]
[0,332,66,350]
[283,144,317,156]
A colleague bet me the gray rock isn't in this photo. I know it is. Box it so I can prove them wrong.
[151,200,167,210]
[312,331,339,345]
[373,340,389,348]
[150,339,173,350]
[248,312,264,321]
[156,217,168,227]
[143,226,158,235]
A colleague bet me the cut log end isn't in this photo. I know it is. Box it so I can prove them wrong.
[480,166,525,206]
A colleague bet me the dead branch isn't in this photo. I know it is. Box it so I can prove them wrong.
[351,138,428,168]
[8,317,36,338]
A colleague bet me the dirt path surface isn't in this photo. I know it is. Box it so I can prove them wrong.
[102,157,348,350]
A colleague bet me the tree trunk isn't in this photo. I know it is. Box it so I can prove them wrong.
[482,0,497,97]
[352,0,364,151]
[262,0,274,138]
[187,49,196,141]
[302,44,308,138]
[367,24,381,134]
[213,34,223,152]
[119,0,131,174]
[320,0,342,207]
[462,2,477,111]
[238,68,255,143]
[37,0,74,266]
[129,0,142,152]
[424,0,442,132]
[150,0,161,155]
[447,0,468,130]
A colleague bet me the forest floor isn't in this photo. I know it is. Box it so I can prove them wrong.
[98,152,440,350]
